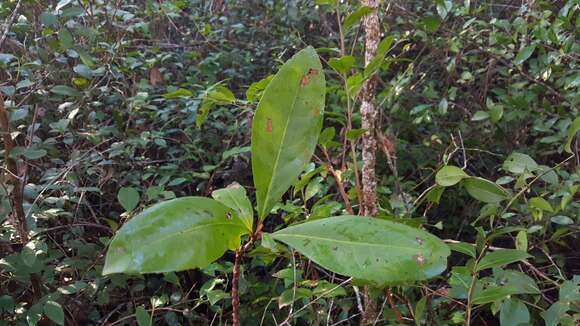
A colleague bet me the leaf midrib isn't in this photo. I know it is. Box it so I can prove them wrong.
[259,67,303,218]
[126,222,247,256]
[273,233,425,253]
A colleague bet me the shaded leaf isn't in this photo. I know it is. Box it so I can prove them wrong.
[135,306,151,326]
[503,152,538,174]
[514,45,536,65]
[436,165,468,187]
[328,55,356,74]
[343,6,373,30]
[564,116,580,153]
[43,301,64,326]
[117,187,140,212]
[50,85,81,97]
[476,249,531,271]
[463,177,509,203]
[500,299,530,326]
[529,197,553,212]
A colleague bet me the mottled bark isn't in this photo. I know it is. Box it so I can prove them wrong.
[360,1,380,325]
[360,0,380,217]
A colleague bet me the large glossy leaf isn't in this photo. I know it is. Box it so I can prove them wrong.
[252,46,326,219]
[103,197,249,274]
[271,216,450,286]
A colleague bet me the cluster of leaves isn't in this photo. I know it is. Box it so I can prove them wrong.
[0,0,578,325]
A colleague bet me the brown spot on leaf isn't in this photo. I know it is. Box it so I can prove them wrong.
[416,237,424,245]
[300,68,319,87]
[266,118,273,133]
[414,254,426,266]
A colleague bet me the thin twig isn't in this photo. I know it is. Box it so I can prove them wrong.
[0,0,23,50]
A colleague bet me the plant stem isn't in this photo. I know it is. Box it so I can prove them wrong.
[232,248,242,326]
[0,96,28,242]
[231,222,263,325]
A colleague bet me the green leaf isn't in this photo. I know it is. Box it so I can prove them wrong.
[346,128,368,140]
[50,85,81,97]
[503,152,538,174]
[419,16,441,32]
[414,296,428,326]
[364,36,395,77]
[471,111,489,121]
[252,46,326,220]
[493,269,540,294]
[41,12,58,26]
[278,288,312,309]
[472,285,520,305]
[221,146,251,160]
[489,105,504,123]
[448,242,476,258]
[514,45,536,65]
[103,197,249,274]
[135,306,151,326]
[271,216,450,286]
[59,28,73,50]
[500,299,530,326]
[205,85,236,104]
[551,215,574,225]
[476,249,531,272]
[564,116,580,153]
[117,187,140,212]
[541,302,570,326]
[43,301,64,326]
[57,281,88,295]
[435,0,453,19]
[211,183,253,232]
[162,88,193,99]
[328,55,356,74]
[319,127,335,147]
[515,231,528,252]
[343,6,373,30]
[463,177,509,203]
[246,75,273,102]
[529,197,554,212]
[22,148,47,160]
[346,73,363,99]
[559,277,580,303]
[436,165,468,187]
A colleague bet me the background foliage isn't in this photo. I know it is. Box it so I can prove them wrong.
[0,0,578,325]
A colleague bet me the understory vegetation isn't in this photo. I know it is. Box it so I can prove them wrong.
[0,0,578,325]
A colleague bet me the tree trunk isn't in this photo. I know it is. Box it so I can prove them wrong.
[359,0,380,324]
[360,0,380,218]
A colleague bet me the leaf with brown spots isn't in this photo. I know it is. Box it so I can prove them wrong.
[252,46,326,220]
[266,118,273,133]
[272,215,450,286]
[300,68,319,87]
